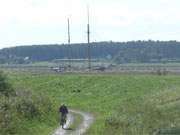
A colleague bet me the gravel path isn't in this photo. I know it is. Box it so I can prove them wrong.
[52,110,94,135]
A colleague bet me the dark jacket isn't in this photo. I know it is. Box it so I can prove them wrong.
[59,105,68,114]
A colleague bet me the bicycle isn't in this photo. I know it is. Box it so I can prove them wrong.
[60,113,67,129]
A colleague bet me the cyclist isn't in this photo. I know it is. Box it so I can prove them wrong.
[59,104,68,129]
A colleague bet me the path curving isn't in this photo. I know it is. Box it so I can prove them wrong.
[52,110,94,135]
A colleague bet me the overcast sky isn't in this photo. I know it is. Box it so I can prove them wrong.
[0,0,180,48]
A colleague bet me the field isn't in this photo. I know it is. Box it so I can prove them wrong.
[2,70,180,135]
[2,62,180,74]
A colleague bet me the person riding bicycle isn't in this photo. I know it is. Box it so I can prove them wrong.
[59,104,68,129]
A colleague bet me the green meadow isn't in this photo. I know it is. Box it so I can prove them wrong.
[2,71,180,135]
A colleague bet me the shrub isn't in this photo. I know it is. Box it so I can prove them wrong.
[156,68,168,76]
[16,98,39,119]
[0,71,15,97]
[0,97,22,135]
[0,72,53,135]
[0,89,52,134]
[16,90,52,119]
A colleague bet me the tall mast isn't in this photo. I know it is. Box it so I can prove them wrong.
[87,4,91,71]
[68,18,70,44]
[67,18,71,69]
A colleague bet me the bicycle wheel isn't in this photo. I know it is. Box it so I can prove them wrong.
[60,114,67,128]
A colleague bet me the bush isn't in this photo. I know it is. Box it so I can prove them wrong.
[0,89,52,134]
[0,71,15,97]
[0,72,53,135]
[156,68,168,76]
[16,90,52,119]
[16,98,39,119]
[0,97,23,135]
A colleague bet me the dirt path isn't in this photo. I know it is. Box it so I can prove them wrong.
[52,113,74,135]
[52,110,94,135]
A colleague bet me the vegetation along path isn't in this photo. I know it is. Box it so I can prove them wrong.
[52,110,94,135]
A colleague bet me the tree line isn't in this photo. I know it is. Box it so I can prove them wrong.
[0,40,180,64]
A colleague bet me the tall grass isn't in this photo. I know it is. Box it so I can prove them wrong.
[5,71,180,135]
[0,71,54,135]
[105,88,180,135]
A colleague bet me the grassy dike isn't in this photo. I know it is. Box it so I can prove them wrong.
[7,72,180,135]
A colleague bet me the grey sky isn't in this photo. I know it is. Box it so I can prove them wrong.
[0,0,180,48]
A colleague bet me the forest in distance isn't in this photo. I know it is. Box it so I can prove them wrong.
[0,40,180,64]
